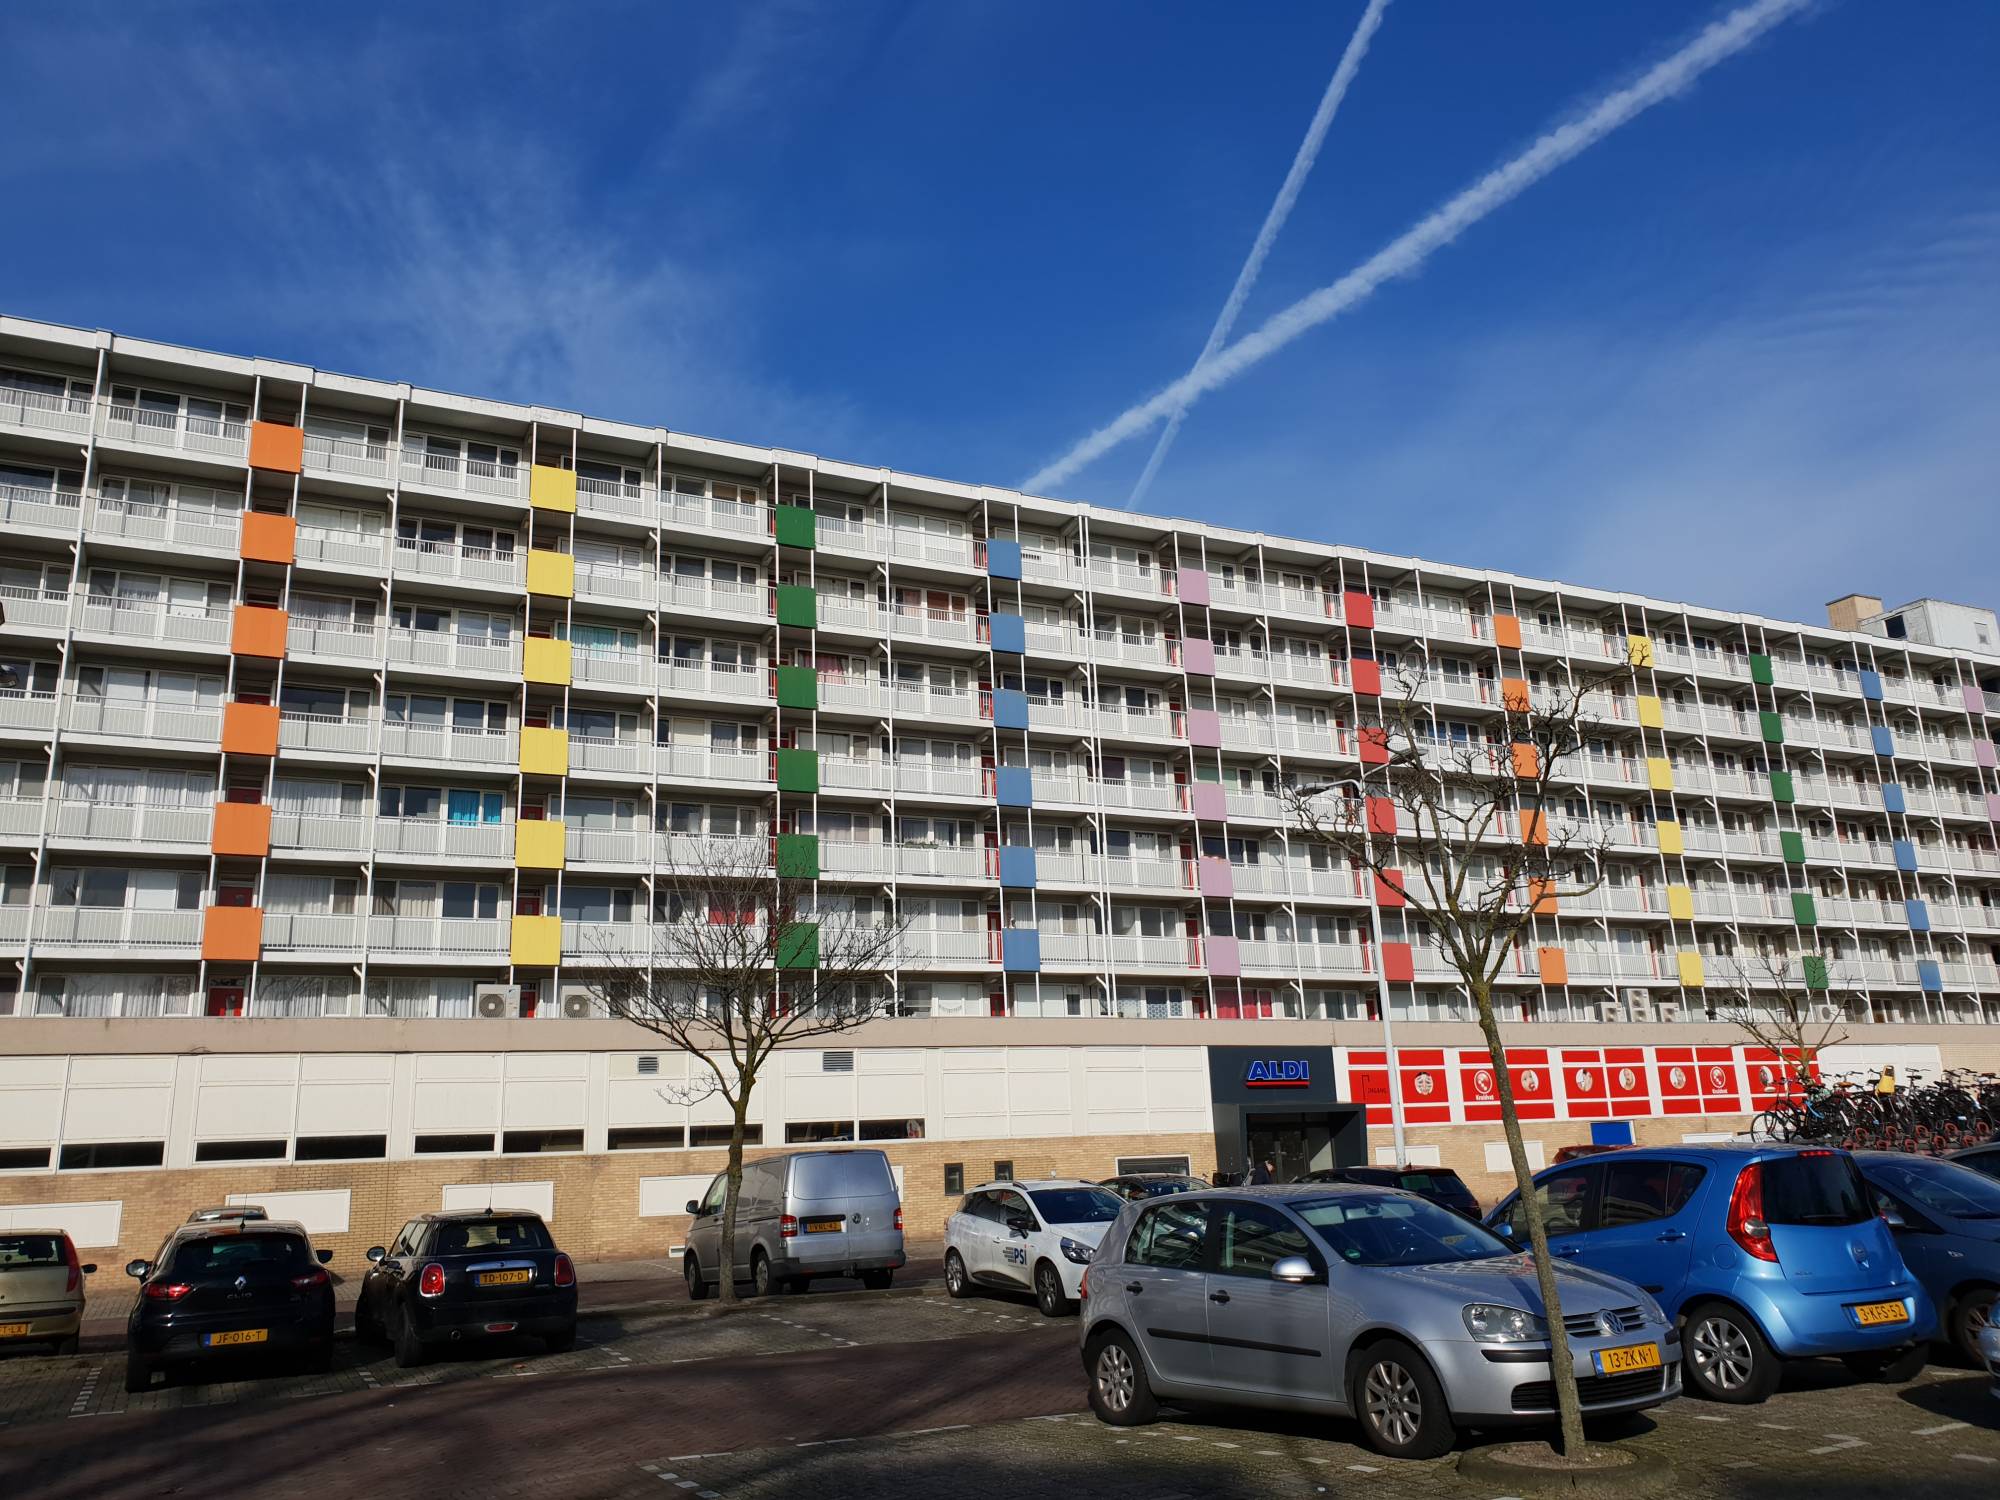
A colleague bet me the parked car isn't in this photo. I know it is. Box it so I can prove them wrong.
[1079,1184,1679,1459]
[124,1220,334,1391]
[1552,1144,1629,1165]
[1486,1144,1934,1403]
[947,1180,1125,1315]
[683,1149,904,1299]
[358,1209,576,1367]
[1980,1319,2000,1402]
[1292,1165,1482,1219]
[1101,1173,1210,1202]
[187,1204,267,1224]
[1853,1151,2000,1363]
[0,1230,96,1355]
[1947,1141,2000,1184]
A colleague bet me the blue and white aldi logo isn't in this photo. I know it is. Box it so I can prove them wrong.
[1245,1058,1311,1089]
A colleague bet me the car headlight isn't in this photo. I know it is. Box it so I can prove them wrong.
[1636,1291,1670,1327]
[1462,1303,1548,1343]
[1059,1237,1096,1266]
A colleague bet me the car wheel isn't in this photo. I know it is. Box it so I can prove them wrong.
[1841,1344,1927,1382]
[1350,1339,1456,1460]
[1683,1303,1779,1403]
[1035,1260,1072,1318]
[1085,1329,1158,1426]
[944,1249,971,1299]
[1950,1287,1997,1366]
[684,1252,709,1302]
[860,1270,893,1291]
[393,1310,428,1370]
[123,1356,153,1394]
[751,1251,778,1298]
[544,1324,576,1354]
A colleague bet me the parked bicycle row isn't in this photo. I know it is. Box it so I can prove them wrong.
[1756,1066,2000,1151]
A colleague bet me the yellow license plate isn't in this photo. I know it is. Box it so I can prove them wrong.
[804,1219,843,1234]
[1593,1342,1663,1375]
[477,1269,533,1287]
[204,1329,268,1347]
[1853,1299,1909,1326]
[0,1322,33,1338]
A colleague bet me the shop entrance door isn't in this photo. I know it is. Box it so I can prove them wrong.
[1245,1112,1336,1184]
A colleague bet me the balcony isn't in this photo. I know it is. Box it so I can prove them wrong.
[656,834,765,873]
[0,794,43,837]
[0,385,93,438]
[568,825,647,865]
[0,481,83,537]
[572,735,654,776]
[572,645,653,692]
[279,712,378,757]
[574,558,654,607]
[887,524,976,569]
[269,810,370,855]
[51,799,211,846]
[63,693,221,746]
[893,761,984,799]
[916,930,995,966]
[86,495,241,555]
[820,677,889,715]
[262,912,364,953]
[379,722,518,767]
[374,818,512,861]
[1086,631,1172,669]
[660,491,764,539]
[655,744,768,785]
[385,627,521,677]
[75,595,232,651]
[566,922,652,961]
[302,430,394,483]
[0,691,59,732]
[575,472,656,522]
[33,906,202,949]
[895,843,986,881]
[0,584,68,634]
[659,574,767,623]
[1107,934,1198,970]
[367,914,510,959]
[1040,932,1106,966]
[1085,560,1169,598]
[100,400,247,459]
[295,524,391,572]
[820,753,891,793]
[399,446,527,502]
[886,607,978,648]
[1102,858,1187,893]
[659,661,769,702]
[392,538,525,591]
[288,620,384,666]
[893,684,978,720]
[816,515,889,559]
[821,841,892,879]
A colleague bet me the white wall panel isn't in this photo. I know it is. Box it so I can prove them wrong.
[0,1199,122,1247]
[638,1173,714,1218]
[62,1056,174,1143]
[413,1055,501,1132]
[936,1049,1008,1138]
[226,1188,351,1235]
[501,1054,588,1130]
[856,1050,926,1118]
[442,1180,555,1220]
[0,1056,65,1144]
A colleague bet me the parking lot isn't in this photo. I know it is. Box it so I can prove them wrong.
[3,1278,1997,1500]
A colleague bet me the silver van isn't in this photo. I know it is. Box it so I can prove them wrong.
[683,1149,905,1298]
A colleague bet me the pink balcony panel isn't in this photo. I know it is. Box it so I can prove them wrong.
[1206,935,1241,978]
[1182,638,1216,675]
[1187,708,1222,748]
[1177,566,1210,606]
[1199,857,1234,900]
[1191,782,1228,822]
[1964,682,1986,715]
[1977,739,1997,769]
[1988,792,2000,822]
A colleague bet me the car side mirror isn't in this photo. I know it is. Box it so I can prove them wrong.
[1007,1215,1035,1235]
[1879,1209,1909,1231]
[1271,1256,1321,1285]
[81,1263,98,1275]
[317,1248,334,1264]
[125,1259,149,1280]
[366,1246,386,1263]
[685,1200,701,1216]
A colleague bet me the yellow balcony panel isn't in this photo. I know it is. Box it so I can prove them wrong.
[530,464,577,513]
[516,817,565,869]
[520,726,570,776]
[1656,819,1683,856]
[1646,757,1674,792]
[511,914,561,966]
[1637,694,1663,729]
[1667,884,1694,921]
[524,637,573,685]
[1677,950,1705,988]
[527,549,575,599]
[1627,634,1655,669]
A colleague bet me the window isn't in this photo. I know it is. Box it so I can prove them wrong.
[785,1121,850,1144]
[1514,1165,1597,1236]
[413,1132,495,1155]
[608,1126,685,1151]
[1883,615,1906,639]
[0,1147,51,1170]
[1128,1200,1208,1270]
[294,1134,387,1161]
[943,1163,964,1195]
[1760,1152,1871,1226]
[58,1141,165,1170]
[1599,1161,1706,1228]
[1214,1201,1316,1279]
[1298,1196,1510,1266]
[502,1129,584,1154]
[431,1218,553,1254]
[691,1124,759,1147]
[993,1159,1014,1182]
[194,1139,287,1163]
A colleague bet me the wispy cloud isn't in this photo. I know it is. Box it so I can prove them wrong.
[1024,0,1814,494]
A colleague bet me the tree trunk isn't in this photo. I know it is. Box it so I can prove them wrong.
[1473,984,1587,1459]
[715,1090,752,1307]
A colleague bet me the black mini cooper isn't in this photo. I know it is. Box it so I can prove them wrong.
[357,1210,577,1367]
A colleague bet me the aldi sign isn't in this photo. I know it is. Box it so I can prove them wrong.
[1244,1058,1311,1088]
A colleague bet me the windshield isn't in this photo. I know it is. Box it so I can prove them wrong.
[1870,1157,2000,1220]
[1761,1152,1871,1226]
[0,1235,67,1270]
[432,1218,553,1254]
[1297,1195,1512,1266]
[1029,1188,1123,1225]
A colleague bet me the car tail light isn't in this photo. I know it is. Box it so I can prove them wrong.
[1079,1265,1091,1302]
[418,1262,446,1297]
[553,1253,575,1288]
[1727,1161,1778,1263]
[144,1281,194,1301]
[63,1236,82,1295]
[894,1206,903,1232]
[780,1215,799,1239]
[292,1268,329,1290]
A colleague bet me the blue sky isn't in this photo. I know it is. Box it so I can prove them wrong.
[1,1,1994,625]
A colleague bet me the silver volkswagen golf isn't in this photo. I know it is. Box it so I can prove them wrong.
[1079,1185,1680,1458]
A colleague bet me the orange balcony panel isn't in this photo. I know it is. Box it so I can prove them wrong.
[1374,870,1407,909]
[1537,946,1568,986]
[222,701,279,757]
[248,421,304,474]
[202,904,264,963]
[1493,614,1522,650]
[211,801,271,857]
[1381,942,1415,984]
[1501,677,1531,712]
[231,605,288,660]
[1511,742,1539,780]
[239,511,297,566]
[1529,877,1557,915]
[1521,809,1548,846]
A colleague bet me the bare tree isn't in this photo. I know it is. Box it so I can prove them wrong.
[1713,947,1851,1097]
[1285,650,1633,1460]
[583,839,911,1306]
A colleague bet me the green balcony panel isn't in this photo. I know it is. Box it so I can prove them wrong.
[774,505,817,550]
[1759,710,1784,744]
[1780,830,1806,864]
[776,748,820,793]
[775,585,817,629]
[776,922,820,970]
[1769,770,1795,804]
[1801,955,1829,991]
[776,665,819,710]
[1750,653,1774,687]
[1791,891,1818,926]
[776,833,820,879]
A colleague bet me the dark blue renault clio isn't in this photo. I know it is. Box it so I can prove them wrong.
[1487,1144,1934,1403]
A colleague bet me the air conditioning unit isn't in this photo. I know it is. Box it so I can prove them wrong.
[563,994,593,1019]
[1812,1002,1843,1024]
[1656,1000,1683,1023]
[1596,998,1627,1023]
[1628,996,1655,1023]
[474,984,519,1019]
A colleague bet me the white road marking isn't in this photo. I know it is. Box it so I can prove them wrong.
[1955,1454,1999,1467]
[903,1425,970,1435]
[1807,1435,1865,1456]
[1346,1463,1379,1473]
[1913,1422,1968,1436]
[1756,1421,1796,1430]
[1693,1414,1729,1423]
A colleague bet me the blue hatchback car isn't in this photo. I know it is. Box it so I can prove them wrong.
[1853,1151,2000,1364]
[1486,1144,1935,1403]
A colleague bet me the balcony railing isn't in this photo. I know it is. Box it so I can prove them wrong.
[379,722,518,766]
[0,691,59,732]
[374,818,512,860]
[51,799,211,846]
[33,907,202,948]
[0,481,83,533]
[63,693,221,745]
[392,538,525,589]
[302,431,394,482]
[86,496,240,554]
[269,810,371,854]
[295,524,392,571]
[385,627,522,676]
[399,447,528,501]
[288,620,384,664]
[660,575,766,622]
[100,401,246,457]
[279,712,378,756]
[0,584,68,632]
[75,596,232,649]
[367,914,510,958]
[575,473,655,520]
[0,386,93,437]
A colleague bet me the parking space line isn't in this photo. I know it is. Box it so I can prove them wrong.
[1806,1435,1865,1456]
[1913,1421,1968,1436]
[1955,1454,1999,1467]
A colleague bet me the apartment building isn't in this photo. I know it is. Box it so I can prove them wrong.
[3,314,1999,1265]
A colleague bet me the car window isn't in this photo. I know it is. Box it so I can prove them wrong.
[1869,1158,2000,1220]
[0,1235,67,1269]
[792,1152,895,1199]
[1299,1196,1511,1266]
[1953,1149,2000,1179]
[1600,1160,1706,1227]
[431,1218,553,1254]
[1027,1188,1123,1225]
[699,1173,728,1216]
[173,1234,309,1274]
[991,1190,1034,1225]
[1761,1153,1871,1226]
[1529,1166,1599,1235]
[1128,1200,1208,1270]
[1214,1202,1314,1280]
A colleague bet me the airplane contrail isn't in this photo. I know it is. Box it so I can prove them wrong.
[1024,0,1812,496]
[1125,0,1392,510]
